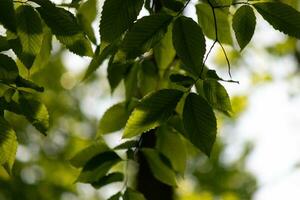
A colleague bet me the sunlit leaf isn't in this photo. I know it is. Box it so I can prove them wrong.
[16,5,43,69]
[196,3,232,44]
[0,117,17,175]
[98,102,129,135]
[142,148,177,186]
[123,89,183,138]
[19,94,49,135]
[203,80,232,115]
[36,2,93,56]
[156,126,187,174]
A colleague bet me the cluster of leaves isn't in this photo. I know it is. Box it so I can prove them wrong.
[1,0,300,198]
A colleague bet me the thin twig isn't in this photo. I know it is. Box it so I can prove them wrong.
[176,0,192,17]
[218,42,232,78]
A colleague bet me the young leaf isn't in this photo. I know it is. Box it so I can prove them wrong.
[0,0,16,32]
[156,126,187,174]
[254,2,300,39]
[100,0,143,43]
[92,172,124,188]
[123,89,183,138]
[172,16,206,76]
[0,54,19,83]
[196,3,232,44]
[19,94,49,135]
[122,14,173,58]
[16,5,43,69]
[142,148,177,186]
[98,102,129,135]
[123,188,146,200]
[203,80,232,115]
[182,93,217,156]
[0,117,18,175]
[77,0,97,44]
[70,140,109,168]
[37,4,93,56]
[232,5,256,50]
[154,24,176,74]
[76,151,121,183]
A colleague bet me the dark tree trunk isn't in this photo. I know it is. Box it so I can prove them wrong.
[136,130,174,200]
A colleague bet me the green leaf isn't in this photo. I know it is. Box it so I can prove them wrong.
[0,54,19,83]
[169,74,195,88]
[15,76,44,92]
[162,0,184,12]
[108,192,122,200]
[37,4,93,56]
[172,16,206,76]
[19,94,49,135]
[232,5,256,50]
[83,43,118,80]
[0,117,18,175]
[154,24,176,74]
[92,172,124,188]
[107,62,131,93]
[123,188,146,200]
[100,0,143,43]
[76,151,121,183]
[16,5,43,69]
[142,148,177,186]
[31,26,52,73]
[98,102,129,135]
[123,89,183,138]
[114,140,138,150]
[182,93,217,156]
[203,80,232,115]
[0,0,16,32]
[254,2,300,39]
[124,62,140,100]
[196,3,232,44]
[122,14,173,58]
[77,0,97,44]
[156,126,187,174]
[0,36,10,52]
[138,60,159,96]
[70,140,109,168]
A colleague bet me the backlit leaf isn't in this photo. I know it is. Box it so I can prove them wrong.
[0,117,17,174]
[16,5,43,69]
[182,93,217,156]
[232,5,256,50]
[100,0,143,43]
[254,2,300,39]
[123,89,183,138]
[98,102,129,135]
[172,16,206,76]
[142,148,177,186]
[122,14,173,58]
